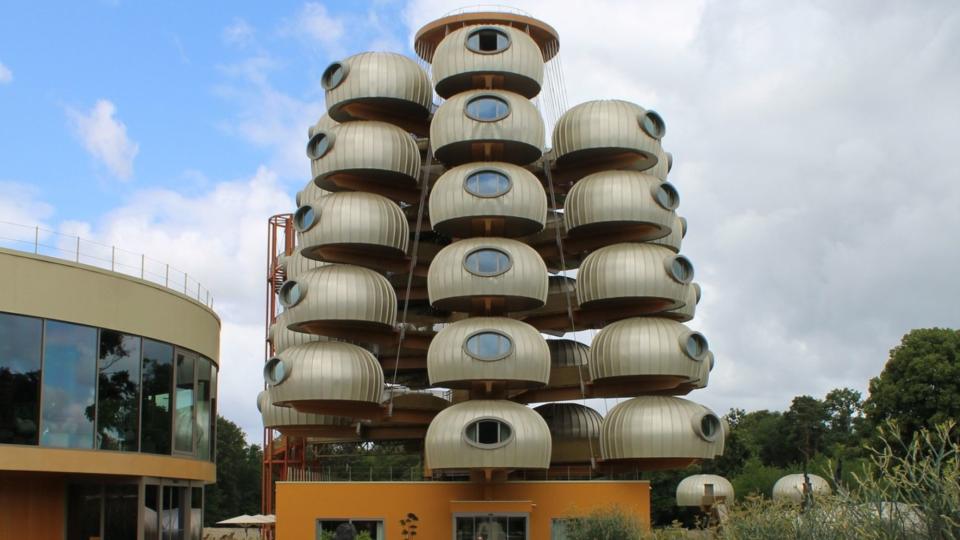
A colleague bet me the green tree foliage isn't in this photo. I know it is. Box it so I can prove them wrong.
[562,507,644,539]
[204,416,262,525]
[783,395,831,464]
[864,328,960,441]
[824,387,865,448]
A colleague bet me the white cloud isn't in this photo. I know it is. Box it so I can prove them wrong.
[223,18,255,46]
[287,2,345,50]
[66,99,140,180]
[0,61,12,84]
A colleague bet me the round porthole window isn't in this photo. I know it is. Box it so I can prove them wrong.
[463,247,512,276]
[694,412,722,442]
[640,110,667,139]
[464,331,513,361]
[680,332,709,361]
[465,95,510,122]
[464,418,513,448]
[321,61,348,90]
[464,170,512,198]
[278,280,305,308]
[263,357,289,385]
[306,131,334,160]
[652,182,680,210]
[293,205,318,232]
[465,27,511,54]
[665,255,694,284]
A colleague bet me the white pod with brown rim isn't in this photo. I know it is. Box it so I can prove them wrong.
[321,52,432,124]
[425,400,551,472]
[662,282,700,323]
[431,24,544,99]
[651,214,687,253]
[427,237,548,313]
[676,474,735,507]
[268,310,327,356]
[428,161,547,238]
[277,247,328,281]
[599,396,724,470]
[257,389,353,439]
[772,474,832,504]
[427,317,549,391]
[534,402,602,465]
[552,99,666,170]
[265,341,385,419]
[589,317,709,395]
[514,275,578,336]
[430,89,545,166]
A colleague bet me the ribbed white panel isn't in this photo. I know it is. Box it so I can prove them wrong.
[325,52,432,120]
[650,214,686,253]
[662,282,699,323]
[432,25,544,98]
[589,317,703,382]
[268,310,327,355]
[284,265,397,330]
[676,474,735,506]
[552,100,662,163]
[310,121,420,187]
[534,403,601,439]
[547,339,589,368]
[307,113,339,139]
[772,474,832,504]
[298,192,409,256]
[564,170,675,235]
[269,341,384,405]
[576,243,688,306]
[599,396,723,460]
[258,390,349,430]
[278,247,328,281]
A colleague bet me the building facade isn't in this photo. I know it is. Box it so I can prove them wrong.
[261,8,723,540]
[0,247,220,540]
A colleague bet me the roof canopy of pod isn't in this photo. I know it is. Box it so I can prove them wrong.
[307,120,421,199]
[296,176,331,208]
[264,341,385,419]
[257,389,352,437]
[294,191,409,268]
[564,170,678,248]
[428,161,548,238]
[646,147,674,182]
[321,52,431,124]
[279,265,397,342]
[600,396,724,469]
[430,89,545,166]
[772,474,832,504]
[268,310,327,355]
[515,275,578,336]
[552,100,666,171]
[676,474,735,507]
[414,10,559,63]
[535,403,601,465]
[425,400,551,471]
[576,243,694,319]
[431,24,545,99]
[661,282,700,323]
[589,317,709,395]
[427,317,549,390]
[277,246,328,281]
[428,237,548,313]
[651,214,687,253]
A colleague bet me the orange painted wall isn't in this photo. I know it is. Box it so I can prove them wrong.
[276,480,650,539]
[0,473,65,540]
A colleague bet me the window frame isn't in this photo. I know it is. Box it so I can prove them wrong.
[462,417,515,449]
[463,330,514,362]
[463,168,513,198]
[464,27,513,55]
[463,246,513,277]
[464,95,511,122]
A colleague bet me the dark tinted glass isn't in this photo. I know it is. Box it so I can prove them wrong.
[466,28,510,52]
[196,358,213,460]
[67,484,101,540]
[144,485,160,539]
[174,350,196,453]
[97,331,141,451]
[162,485,186,540]
[465,332,512,360]
[465,96,510,121]
[464,249,511,276]
[465,170,511,197]
[104,484,138,540]
[141,339,173,454]
[209,366,217,461]
[0,312,42,444]
[190,487,203,540]
[41,321,97,448]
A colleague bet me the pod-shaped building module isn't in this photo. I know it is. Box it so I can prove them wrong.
[268,310,327,355]
[772,474,832,504]
[650,214,687,253]
[515,275,578,336]
[430,89,545,166]
[277,246,328,281]
[552,100,665,171]
[431,24,544,98]
[534,403,601,465]
[257,389,353,439]
[425,400,551,472]
[661,282,700,323]
[428,161,547,238]
[676,474,735,507]
[322,52,432,124]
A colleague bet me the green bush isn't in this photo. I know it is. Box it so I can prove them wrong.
[563,507,645,539]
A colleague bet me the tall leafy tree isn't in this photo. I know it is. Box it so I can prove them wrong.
[823,387,864,447]
[864,328,960,440]
[783,395,830,464]
[205,416,263,525]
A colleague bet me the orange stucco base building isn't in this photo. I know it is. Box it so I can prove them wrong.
[276,480,650,539]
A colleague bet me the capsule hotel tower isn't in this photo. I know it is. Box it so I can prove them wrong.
[263,8,723,539]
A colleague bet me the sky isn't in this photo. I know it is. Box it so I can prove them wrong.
[1,0,958,443]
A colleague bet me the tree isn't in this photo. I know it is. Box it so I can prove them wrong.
[782,395,830,464]
[205,416,263,525]
[823,387,864,448]
[864,328,960,440]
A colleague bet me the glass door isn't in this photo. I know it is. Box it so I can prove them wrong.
[454,515,527,540]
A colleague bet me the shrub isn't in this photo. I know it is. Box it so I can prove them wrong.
[563,507,644,540]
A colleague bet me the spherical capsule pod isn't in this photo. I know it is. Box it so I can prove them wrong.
[651,214,687,253]
[430,89,545,166]
[599,396,724,470]
[425,400,551,472]
[563,170,677,249]
[265,341,385,419]
[515,276,578,336]
[280,265,397,343]
[576,243,694,321]
[428,162,547,238]
[646,147,673,182]
[322,52,432,125]
[676,474,735,507]
[294,192,409,269]
[278,247,328,281]
[552,100,666,170]
[296,177,330,207]
[307,113,339,140]
[534,403,602,465]
[257,390,353,438]
[661,282,700,323]
[432,24,544,99]
[309,121,421,200]
[427,317,549,391]
[428,237,548,313]
[378,390,450,426]
[268,310,327,355]
[589,318,708,396]
[772,474,832,504]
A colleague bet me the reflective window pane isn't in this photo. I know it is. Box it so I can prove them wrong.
[465,170,511,197]
[465,96,510,121]
[174,350,196,453]
[190,487,203,540]
[196,358,212,461]
[464,249,511,276]
[41,321,97,449]
[141,339,173,454]
[0,312,43,444]
[209,365,217,461]
[96,331,141,451]
[465,332,512,361]
[144,484,160,540]
[162,485,186,540]
[66,484,102,540]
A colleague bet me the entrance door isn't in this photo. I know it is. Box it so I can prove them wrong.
[454,515,528,540]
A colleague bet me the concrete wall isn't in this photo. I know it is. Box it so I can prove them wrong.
[0,473,66,540]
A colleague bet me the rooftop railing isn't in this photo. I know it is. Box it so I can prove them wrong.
[0,220,215,309]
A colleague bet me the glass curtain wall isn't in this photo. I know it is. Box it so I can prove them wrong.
[41,321,98,448]
[97,330,141,451]
[174,350,196,454]
[0,312,43,444]
[142,339,174,454]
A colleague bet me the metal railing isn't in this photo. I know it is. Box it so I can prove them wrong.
[0,220,214,309]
